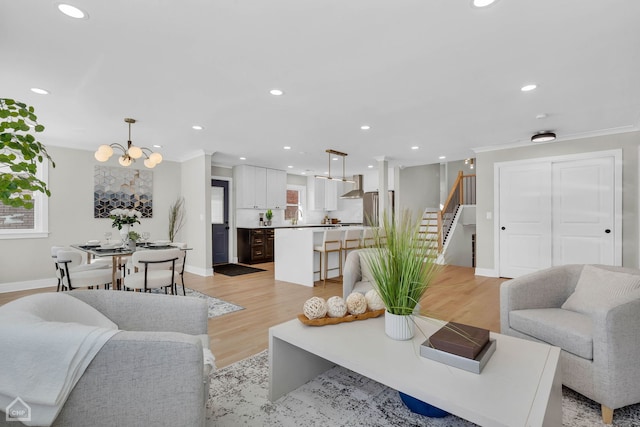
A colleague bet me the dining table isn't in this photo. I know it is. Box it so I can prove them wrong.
[72,242,183,290]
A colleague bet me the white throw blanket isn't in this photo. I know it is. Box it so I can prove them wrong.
[0,293,119,426]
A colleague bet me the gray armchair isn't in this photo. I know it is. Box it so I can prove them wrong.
[0,290,211,427]
[342,249,375,299]
[500,264,640,424]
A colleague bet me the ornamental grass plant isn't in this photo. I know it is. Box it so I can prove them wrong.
[362,210,441,316]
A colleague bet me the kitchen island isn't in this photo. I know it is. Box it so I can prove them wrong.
[274,226,366,287]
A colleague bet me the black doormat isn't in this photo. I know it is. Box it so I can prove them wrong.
[214,263,266,277]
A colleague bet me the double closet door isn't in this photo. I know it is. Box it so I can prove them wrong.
[498,150,621,279]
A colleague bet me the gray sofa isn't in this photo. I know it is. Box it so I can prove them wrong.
[1,290,211,427]
[500,264,640,424]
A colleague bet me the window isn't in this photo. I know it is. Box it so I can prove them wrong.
[285,185,305,221]
[0,163,49,239]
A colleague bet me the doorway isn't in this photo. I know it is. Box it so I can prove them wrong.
[496,150,621,278]
[211,179,229,265]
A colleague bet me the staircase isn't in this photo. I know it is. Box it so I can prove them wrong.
[440,171,476,249]
[419,209,441,260]
[419,171,476,265]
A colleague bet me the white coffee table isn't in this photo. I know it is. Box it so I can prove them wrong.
[269,316,561,427]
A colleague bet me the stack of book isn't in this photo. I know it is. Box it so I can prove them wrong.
[420,322,496,374]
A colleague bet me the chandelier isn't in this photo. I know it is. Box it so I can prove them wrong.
[314,149,355,183]
[94,118,163,168]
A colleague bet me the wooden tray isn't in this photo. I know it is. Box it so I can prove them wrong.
[298,309,385,326]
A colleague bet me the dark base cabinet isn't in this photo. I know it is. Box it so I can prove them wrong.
[237,228,274,264]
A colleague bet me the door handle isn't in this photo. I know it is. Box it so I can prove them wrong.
[605,229,611,234]
[225,226,230,230]
[501,226,506,230]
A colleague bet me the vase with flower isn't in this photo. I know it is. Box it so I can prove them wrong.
[109,208,142,246]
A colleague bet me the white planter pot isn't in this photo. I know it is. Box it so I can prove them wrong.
[385,310,414,340]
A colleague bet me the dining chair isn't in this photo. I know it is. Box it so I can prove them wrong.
[51,246,71,292]
[56,250,115,291]
[123,248,180,294]
[313,229,342,287]
[172,242,188,295]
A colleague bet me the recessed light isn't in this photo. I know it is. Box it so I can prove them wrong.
[439,156,446,160]
[283,146,291,150]
[57,3,88,19]
[30,87,49,95]
[269,89,284,96]
[531,132,556,143]
[332,157,339,161]
[411,146,419,150]
[152,144,162,148]
[360,125,371,130]
[472,0,496,7]
[301,172,306,175]
[536,113,548,119]
[240,157,246,160]
[287,165,294,169]
[367,165,374,168]
[192,125,203,130]
[521,84,537,92]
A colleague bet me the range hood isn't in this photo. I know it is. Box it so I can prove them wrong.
[340,175,364,199]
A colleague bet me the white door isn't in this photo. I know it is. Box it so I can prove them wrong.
[499,163,552,278]
[552,157,615,265]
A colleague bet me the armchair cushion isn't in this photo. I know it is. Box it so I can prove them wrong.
[510,308,593,359]
[562,265,640,316]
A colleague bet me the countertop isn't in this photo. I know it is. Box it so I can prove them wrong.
[237,223,363,230]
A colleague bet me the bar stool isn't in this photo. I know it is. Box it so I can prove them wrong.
[313,229,342,287]
[341,228,362,264]
[361,228,375,248]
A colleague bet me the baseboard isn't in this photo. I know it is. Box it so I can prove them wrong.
[185,265,213,277]
[0,278,56,294]
[474,268,498,278]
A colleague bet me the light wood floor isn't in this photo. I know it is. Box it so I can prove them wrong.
[0,264,506,369]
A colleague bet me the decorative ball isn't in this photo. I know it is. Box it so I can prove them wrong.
[326,296,348,318]
[365,289,386,311]
[303,297,328,319]
[346,292,367,315]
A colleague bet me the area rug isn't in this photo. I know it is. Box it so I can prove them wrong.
[152,287,244,318]
[214,263,266,277]
[207,351,640,426]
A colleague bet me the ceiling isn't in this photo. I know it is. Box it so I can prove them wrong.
[1,1,639,177]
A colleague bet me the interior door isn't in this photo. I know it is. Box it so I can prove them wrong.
[552,157,615,265]
[211,179,229,265]
[499,163,552,278]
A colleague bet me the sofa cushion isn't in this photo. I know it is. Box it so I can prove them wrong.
[562,265,640,316]
[352,280,374,295]
[509,308,593,359]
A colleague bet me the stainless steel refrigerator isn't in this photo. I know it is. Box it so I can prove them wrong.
[363,191,394,226]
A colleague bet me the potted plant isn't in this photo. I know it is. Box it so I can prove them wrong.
[168,197,185,242]
[109,208,141,245]
[0,98,55,208]
[362,210,441,340]
[127,230,140,249]
[265,209,273,226]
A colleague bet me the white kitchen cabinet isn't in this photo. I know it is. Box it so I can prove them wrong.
[234,165,286,209]
[266,168,287,209]
[307,176,338,211]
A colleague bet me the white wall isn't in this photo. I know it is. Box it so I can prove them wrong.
[0,146,182,288]
[397,163,440,220]
[475,131,640,274]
